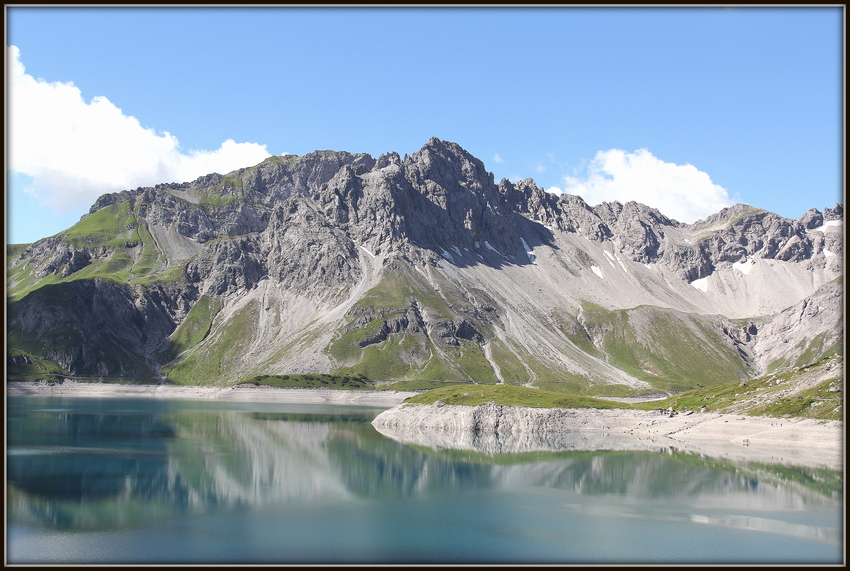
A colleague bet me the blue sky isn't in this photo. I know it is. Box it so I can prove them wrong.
[6,6,844,244]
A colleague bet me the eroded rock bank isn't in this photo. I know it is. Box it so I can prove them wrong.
[371,403,843,468]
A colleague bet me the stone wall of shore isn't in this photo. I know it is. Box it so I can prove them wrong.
[371,402,665,432]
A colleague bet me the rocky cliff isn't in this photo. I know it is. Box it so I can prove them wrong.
[6,138,843,392]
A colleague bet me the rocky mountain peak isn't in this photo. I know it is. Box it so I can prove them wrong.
[7,138,842,392]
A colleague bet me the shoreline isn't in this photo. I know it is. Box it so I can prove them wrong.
[6,381,419,407]
[8,381,843,468]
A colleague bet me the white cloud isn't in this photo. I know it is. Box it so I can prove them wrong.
[493,154,504,164]
[557,148,735,223]
[7,46,271,212]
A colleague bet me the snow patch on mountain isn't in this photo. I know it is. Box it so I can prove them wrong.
[691,277,709,293]
[733,258,754,275]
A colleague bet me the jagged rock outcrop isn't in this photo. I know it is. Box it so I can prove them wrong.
[6,138,843,387]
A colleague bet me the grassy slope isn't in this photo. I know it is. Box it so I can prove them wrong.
[7,243,31,259]
[405,384,628,410]
[163,299,259,385]
[631,356,843,420]
[403,356,842,421]
[164,294,222,359]
[577,301,751,392]
[7,201,171,302]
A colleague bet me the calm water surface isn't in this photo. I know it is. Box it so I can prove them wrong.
[6,396,843,564]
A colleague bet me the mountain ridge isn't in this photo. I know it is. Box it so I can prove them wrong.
[6,138,843,395]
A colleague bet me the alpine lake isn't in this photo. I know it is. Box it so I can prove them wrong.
[6,395,843,565]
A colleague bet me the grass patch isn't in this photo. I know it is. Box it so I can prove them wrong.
[6,348,69,381]
[375,379,473,392]
[129,224,163,277]
[535,382,642,398]
[62,201,135,248]
[405,355,842,421]
[404,384,629,409]
[238,373,371,390]
[199,193,241,208]
[165,295,222,358]
[451,340,499,384]
[792,332,841,369]
[357,272,410,310]
[131,265,186,286]
[485,338,531,384]
[6,264,62,302]
[7,206,170,299]
[164,299,257,384]
[746,377,842,420]
[7,243,30,259]
[335,333,431,380]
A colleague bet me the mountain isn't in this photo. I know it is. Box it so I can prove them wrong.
[6,138,843,395]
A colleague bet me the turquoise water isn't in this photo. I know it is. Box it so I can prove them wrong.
[6,396,843,564]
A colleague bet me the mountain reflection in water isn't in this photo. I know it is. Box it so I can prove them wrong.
[6,397,842,564]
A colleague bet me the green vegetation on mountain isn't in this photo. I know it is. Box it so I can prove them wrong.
[327,267,502,383]
[6,348,68,381]
[406,384,627,409]
[629,356,842,420]
[163,299,259,384]
[164,294,222,359]
[404,356,841,421]
[7,243,31,259]
[577,301,752,392]
[62,201,136,248]
[239,373,371,390]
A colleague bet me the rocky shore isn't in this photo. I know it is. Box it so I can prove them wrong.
[372,402,844,468]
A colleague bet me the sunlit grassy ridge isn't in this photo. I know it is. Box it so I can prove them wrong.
[7,200,178,303]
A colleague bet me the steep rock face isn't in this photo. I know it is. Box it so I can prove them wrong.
[7,278,195,378]
[751,278,843,372]
[6,138,843,388]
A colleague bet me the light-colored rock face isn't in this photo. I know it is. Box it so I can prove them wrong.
[371,403,843,469]
[7,138,843,387]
